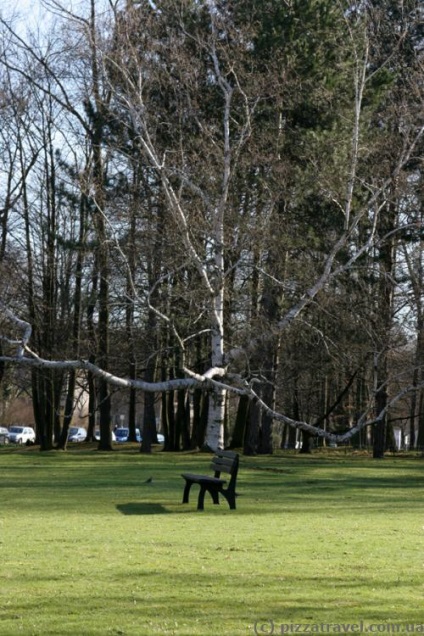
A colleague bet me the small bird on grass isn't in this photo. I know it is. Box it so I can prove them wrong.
[144,477,153,484]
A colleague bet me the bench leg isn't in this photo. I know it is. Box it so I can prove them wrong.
[197,486,207,510]
[182,480,193,504]
[222,490,236,510]
[197,486,220,510]
[210,489,220,505]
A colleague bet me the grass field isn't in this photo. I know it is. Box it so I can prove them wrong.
[0,446,424,635]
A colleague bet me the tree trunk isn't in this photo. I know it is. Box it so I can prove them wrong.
[56,370,76,449]
[417,392,424,451]
[243,399,260,455]
[373,355,388,459]
[141,390,156,452]
[204,318,225,450]
[229,394,250,449]
[299,431,312,454]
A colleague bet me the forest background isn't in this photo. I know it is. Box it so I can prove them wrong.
[0,0,424,459]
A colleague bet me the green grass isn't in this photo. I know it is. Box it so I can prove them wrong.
[1,446,424,635]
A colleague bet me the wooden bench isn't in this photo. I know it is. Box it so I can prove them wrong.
[181,450,239,511]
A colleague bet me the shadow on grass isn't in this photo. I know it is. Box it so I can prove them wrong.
[116,501,236,515]
[117,502,173,515]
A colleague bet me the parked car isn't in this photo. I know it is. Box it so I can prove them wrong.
[156,433,165,444]
[67,426,87,442]
[8,426,36,445]
[115,427,141,443]
[0,426,9,444]
[94,429,116,442]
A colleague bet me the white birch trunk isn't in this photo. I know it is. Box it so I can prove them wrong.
[202,10,233,451]
[204,279,225,450]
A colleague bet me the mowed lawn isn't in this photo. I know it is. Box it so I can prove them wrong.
[0,447,424,635]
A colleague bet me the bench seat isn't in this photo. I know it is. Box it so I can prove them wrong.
[181,474,227,486]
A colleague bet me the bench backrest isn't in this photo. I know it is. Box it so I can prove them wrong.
[211,450,239,492]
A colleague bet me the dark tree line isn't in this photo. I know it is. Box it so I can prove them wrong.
[0,0,423,457]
